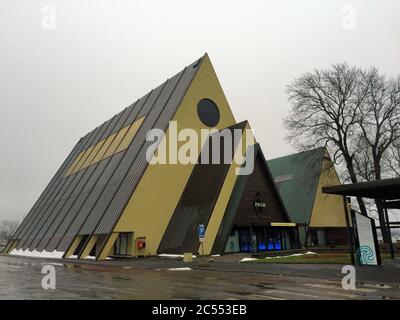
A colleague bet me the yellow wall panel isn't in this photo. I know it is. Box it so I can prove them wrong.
[103,126,129,159]
[92,134,115,163]
[80,139,108,170]
[65,117,145,177]
[65,152,85,176]
[116,117,145,153]
[113,54,236,256]
[309,150,348,227]
[73,146,95,172]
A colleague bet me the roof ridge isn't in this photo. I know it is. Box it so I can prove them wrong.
[267,146,325,162]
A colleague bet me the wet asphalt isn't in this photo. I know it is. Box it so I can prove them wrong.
[0,255,399,300]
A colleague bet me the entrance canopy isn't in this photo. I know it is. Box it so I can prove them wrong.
[322,177,400,200]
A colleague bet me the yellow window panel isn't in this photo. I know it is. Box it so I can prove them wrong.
[80,138,108,171]
[116,117,145,153]
[92,134,115,164]
[65,116,146,177]
[65,151,85,176]
[103,126,129,159]
[73,145,95,173]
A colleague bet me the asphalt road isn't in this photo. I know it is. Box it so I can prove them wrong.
[0,255,399,299]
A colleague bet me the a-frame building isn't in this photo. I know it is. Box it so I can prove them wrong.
[5,54,298,259]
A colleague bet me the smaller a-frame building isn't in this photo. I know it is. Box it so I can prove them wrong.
[268,148,350,247]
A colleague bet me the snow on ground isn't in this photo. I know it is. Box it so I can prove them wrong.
[68,255,78,259]
[158,254,197,259]
[82,255,96,260]
[43,262,64,266]
[167,267,192,271]
[239,251,317,262]
[239,257,259,262]
[9,248,65,259]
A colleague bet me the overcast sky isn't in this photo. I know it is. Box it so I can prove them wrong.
[0,0,399,221]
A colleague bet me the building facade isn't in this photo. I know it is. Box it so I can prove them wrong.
[268,148,350,247]
[5,54,298,260]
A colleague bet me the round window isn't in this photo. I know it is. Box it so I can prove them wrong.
[197,99,220,127]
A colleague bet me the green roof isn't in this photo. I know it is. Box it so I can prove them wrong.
[267,148,325,225]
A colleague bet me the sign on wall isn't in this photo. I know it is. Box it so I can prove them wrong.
[352,212,381,266]
[198,224,205,243]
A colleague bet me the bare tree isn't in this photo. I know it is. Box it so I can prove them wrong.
[285,63,369,216]
[388,141,400,176]
[354,70,400,241]
[285,63,400,243]
[0,220,19,243]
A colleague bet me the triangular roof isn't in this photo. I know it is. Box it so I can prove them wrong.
[10,55,205,254]
[267,147,325,225]
[211,142,292,254]
[156,120,291,254]
[157,121,248,254]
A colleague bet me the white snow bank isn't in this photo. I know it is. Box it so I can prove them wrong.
[211,254,221,257]
[82,255,96,260]
[9,248,64,259]
[68,255,78,259]
[167,267,192,271]
[239,257,259,262]
[158,254,197,259]
[240,251,318,262]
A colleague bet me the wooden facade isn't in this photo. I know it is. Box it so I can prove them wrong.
[233,154,289,226]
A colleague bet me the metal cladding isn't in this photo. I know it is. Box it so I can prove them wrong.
[11,56,203,254]
[9,54,297,259]
[267,148,325,225]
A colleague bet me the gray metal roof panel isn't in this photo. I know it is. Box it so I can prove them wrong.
[33,104,136,251]
[17,114,117,250]
[11,135,87,241]
[79,72,184,235]
[63,81,168,240]
[13,56,203,254]
[94,64,199,235]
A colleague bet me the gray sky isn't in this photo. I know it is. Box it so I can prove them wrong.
[0,0,399,221]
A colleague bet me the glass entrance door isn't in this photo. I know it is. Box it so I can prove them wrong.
[238,228,252,252]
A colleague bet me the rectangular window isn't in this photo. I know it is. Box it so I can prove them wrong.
[114,232,131,255]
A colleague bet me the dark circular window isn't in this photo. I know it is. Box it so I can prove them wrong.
[197,98,220,127]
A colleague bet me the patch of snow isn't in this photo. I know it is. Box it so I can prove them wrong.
[68,255,78,259]
[43,262,64,266]
[158,254,197,259]
[239,257,259,262]
[240,251,318,262]
[263,252,317,260]
[9,248,64,259]
[211,254,221,257]
[167,267,192,271]
[106,257,113,260]
[82,255,96,260]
